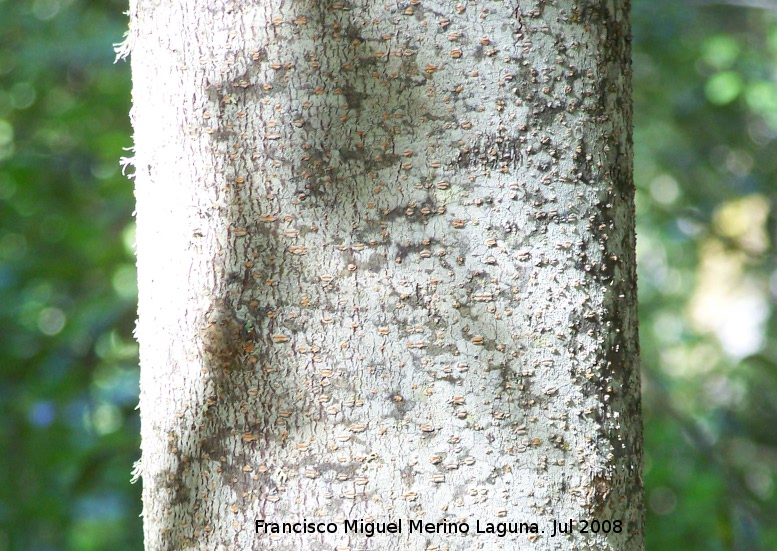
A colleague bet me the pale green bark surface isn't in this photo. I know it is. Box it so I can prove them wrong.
[129,1,642,549]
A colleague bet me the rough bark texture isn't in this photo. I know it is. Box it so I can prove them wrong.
[128,0,642,550]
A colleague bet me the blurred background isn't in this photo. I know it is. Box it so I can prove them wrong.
[0,0,776,549]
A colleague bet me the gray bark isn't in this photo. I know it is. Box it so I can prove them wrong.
[128,0,642,549]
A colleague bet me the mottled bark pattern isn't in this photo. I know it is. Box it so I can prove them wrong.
[129,0,642,549]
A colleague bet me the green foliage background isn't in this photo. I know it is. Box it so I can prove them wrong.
[1,0,776,549]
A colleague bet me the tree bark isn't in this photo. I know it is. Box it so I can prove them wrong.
[128,0,642,549]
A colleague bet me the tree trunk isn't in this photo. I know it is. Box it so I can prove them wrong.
[128,0,642,549]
